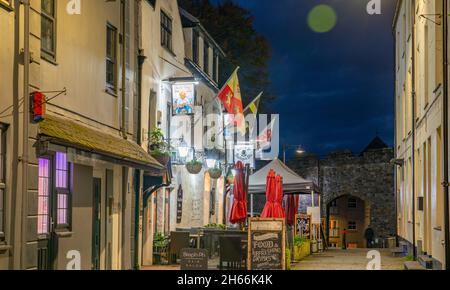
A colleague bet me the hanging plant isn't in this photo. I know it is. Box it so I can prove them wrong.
[208,167,223,179]
[148,128,172,166]
[186,159,203,175]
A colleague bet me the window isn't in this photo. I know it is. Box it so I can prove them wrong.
[106,24,117,91]
[38,158,50,235]
[213,51,218,83]
[161,11,172,51]
[0,124,6,241]
[348,197,357,208]
[41,0,56,61]
[55,152,70,228]
[192,30,199,64]
[348,221,357,231]
[204,41,210,75]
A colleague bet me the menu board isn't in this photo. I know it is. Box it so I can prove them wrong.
[180,248,208,270]
[247,218,285,270]
[294,214,311,239]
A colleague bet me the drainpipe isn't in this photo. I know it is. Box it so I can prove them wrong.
[393,8,399,247]
[133,50,146,270]
[411,0,417,260]
[442,0,450,271]
[121,0,127,140]
[20,0,30,269]
[10,0,20,270]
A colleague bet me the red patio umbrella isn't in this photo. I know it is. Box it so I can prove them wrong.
[229,161,248,224]
[261,172,285,218]
[286,194,299,226]
[273,175,286,218]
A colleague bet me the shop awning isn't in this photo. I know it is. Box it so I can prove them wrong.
[248,158,319,195]
[38,114,164,172]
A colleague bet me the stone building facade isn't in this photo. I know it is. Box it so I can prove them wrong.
[288,137,396,246]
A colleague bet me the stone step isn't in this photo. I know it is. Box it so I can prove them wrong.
[404,261,426,270]
[391,247,405,257]
[418,255,433,269]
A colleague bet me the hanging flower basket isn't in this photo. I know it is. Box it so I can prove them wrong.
[151,152,170,167]
[186,160,203,174]
[208,168,223,179]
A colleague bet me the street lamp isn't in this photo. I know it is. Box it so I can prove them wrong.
[206,158,217,169]
[205,148,221,169]
[283,144,305,163]
[178,137,190,159]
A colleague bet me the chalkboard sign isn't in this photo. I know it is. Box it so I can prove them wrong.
[247,218,285,270]
[294,214,311,239]
[180,248,208,270]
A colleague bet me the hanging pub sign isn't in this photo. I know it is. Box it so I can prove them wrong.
[248,218,286,270]
[294,214,311,239]
[176,185,183,224]
[234,143,255,168]
[172,83,195,115]
[30,91,46,123]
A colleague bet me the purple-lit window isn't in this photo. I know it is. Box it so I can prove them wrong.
[55,152,68,189]
[55,152,70,227]
[38,158,50,235]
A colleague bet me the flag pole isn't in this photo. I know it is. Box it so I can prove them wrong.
[243,92,263,113]
[213,66,240,103]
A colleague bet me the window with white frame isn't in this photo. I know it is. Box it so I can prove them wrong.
[0,124,6,241]
[55,152,70,228]
[193,30,199,64]
[41,0,56,61]
[106,23,118,91]
[204,41,210,75]
[161,11,173,52]
[213,50,218,83]
[38,158,50,235]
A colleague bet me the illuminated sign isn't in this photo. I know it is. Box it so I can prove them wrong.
[172,83,195,116]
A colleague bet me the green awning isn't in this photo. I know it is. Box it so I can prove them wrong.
[39,114,163,171]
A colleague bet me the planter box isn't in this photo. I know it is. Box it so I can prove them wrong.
[294,240,311,261]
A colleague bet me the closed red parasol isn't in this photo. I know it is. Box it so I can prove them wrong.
[261,171,285,218]
[229,161,248,224]
[286,194,299,226]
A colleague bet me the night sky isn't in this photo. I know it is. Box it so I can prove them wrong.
[232,0,396,158]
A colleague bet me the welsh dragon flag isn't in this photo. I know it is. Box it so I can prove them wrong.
[218,67,246,135]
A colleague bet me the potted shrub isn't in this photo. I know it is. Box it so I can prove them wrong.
[208,167,222,179]
[186,159,203,174]
[153,233,169,265]
[293,236,311,261]
[148,128,171,166]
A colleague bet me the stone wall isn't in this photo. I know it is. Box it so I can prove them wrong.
[288,148,396,240]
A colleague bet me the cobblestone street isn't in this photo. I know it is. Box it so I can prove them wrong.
[292,249,406,270]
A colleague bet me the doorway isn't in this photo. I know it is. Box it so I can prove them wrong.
[92,178,102,270]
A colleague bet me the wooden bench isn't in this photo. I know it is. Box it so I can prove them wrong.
[404,261,426,270]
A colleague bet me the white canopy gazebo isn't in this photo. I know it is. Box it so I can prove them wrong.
[248,158,319,195]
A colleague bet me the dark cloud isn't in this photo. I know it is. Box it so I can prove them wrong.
[232,0,395,156]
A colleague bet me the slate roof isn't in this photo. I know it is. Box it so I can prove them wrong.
[361,136,389,154]
[39,114,163,170]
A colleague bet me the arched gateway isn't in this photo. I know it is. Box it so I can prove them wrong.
[289,137,396,249]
